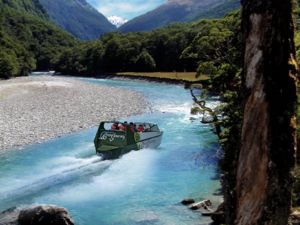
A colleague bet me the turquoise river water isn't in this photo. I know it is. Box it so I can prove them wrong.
[0,78,221,225]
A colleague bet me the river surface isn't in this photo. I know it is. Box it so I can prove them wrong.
[0,78,221,225]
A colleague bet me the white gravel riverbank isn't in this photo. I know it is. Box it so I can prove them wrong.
[0,76,147,152]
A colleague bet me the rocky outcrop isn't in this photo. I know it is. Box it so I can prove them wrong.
[0,207,19,225]
[210,202,225,225]
[289,212,300,225]
[233,0,298,225]
[181,198,196,205]
[0,205,74,225]
[181,198,212,211]
[188,200,212,210]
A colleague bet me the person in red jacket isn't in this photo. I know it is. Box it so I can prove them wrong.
[111,122,119,130]
[129,122,135,132]
[119,123,126,131]
[138,124,144,132]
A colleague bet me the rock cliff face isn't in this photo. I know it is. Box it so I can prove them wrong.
[234,0,297,225]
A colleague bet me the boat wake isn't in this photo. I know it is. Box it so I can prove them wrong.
[0,155,112,203]
[52,148,159,203]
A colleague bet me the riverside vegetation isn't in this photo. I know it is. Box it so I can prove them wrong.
[55,11,241,77]
[0,0,299,223]
[0,0,76,79]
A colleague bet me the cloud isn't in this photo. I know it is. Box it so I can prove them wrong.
[87,0,166,20]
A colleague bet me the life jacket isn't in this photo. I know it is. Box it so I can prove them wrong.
[119,124,126,131]
[111,124,118,130]
[138,125,144,132]
[130,126,135,132]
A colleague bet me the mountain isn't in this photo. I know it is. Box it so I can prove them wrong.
[0,0,76,78]
[39,0,116,40]
[119,0,240,33]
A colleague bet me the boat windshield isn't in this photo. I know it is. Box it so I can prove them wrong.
[103,122,115,131]
[101,122,159,133]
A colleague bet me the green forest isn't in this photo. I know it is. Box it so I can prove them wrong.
[0,0,76,79]
[55,11,241,82]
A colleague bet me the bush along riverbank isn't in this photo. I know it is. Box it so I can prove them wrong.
[180,11,243,225]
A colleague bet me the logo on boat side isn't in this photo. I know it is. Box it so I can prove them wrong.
[100,132,126,142]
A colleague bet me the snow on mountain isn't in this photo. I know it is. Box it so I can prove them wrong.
[108,16,128,28]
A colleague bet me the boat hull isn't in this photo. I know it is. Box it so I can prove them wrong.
[137,132,163,149]
[96,133,163,160]
[97,144,138,160]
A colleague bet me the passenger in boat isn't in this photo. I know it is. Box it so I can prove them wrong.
[111,122,119,130]
[129,122,135,132]
[138,124,144,132]
[119,123,126,131]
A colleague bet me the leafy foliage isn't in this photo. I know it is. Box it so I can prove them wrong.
[184,12,243,214]
[135,50,156,72]
[0,0,48,19]
[0,0,76,79]
[0,50,19,79]
[55,11,241,76]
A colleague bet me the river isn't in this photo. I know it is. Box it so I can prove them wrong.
[0,77,221,225]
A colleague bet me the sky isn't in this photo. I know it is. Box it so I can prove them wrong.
[86,0,166,21]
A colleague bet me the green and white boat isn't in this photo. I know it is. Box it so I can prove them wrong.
[94,121,163,160]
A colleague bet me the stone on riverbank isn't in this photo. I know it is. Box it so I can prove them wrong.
[0,205,74,225]
[19,205,74,225]
[290,212,300,225]
[181,198,195,205]
[188,199,212,210]
[209,202,225,224]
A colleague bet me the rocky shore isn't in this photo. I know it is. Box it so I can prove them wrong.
[0,205,74,225]
[0,76,147,152]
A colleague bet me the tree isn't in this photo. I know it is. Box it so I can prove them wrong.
[19,52,36,76]
[0,50,19,79]
[85,41,104,74]
[134,50,156,72]
[233,1,298,225]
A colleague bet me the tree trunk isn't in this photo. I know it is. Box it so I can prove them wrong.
[235,0,298,225]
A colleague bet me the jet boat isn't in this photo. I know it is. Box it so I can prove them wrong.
[94,121,163,159]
